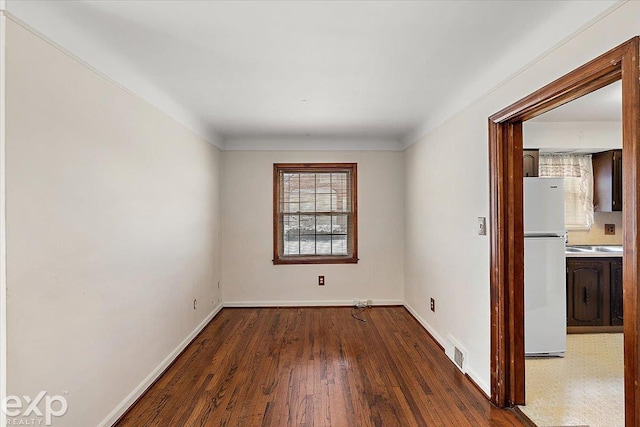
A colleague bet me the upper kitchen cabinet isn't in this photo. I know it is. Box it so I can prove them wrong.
[523,149,539,177]
[593,149,622,212]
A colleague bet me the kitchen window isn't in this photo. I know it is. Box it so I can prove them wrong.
[539,154,594,230]
[273,163,358,264]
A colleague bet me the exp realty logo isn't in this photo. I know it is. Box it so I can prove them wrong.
[3,392,68,426]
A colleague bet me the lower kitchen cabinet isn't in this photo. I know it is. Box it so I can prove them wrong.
[566,257,623,332]
[567,259,609,327]
[610,259,623,326]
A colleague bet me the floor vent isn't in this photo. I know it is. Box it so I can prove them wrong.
[445,334,468,374]
[454,347,464,370]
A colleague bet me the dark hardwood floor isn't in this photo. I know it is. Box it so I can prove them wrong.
[115,307,526,426]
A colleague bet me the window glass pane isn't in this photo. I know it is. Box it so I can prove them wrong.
[300,173,315,189]
[316,173,332,192]
[317,234,331,255]
[300,191,315,212]
[332,214,348,235]
[564,177,587,228]
[283,214,299,255]
[284,239,299,255]
[288,173,300,203]
[284,214,299,235]
[332,235,347,255]
[283,202,299,213]
[332,172,349,212]
[300,235,316,255]
[316,194,331,212]
[282,174,290,202]
[331,173,346,191]
[299,215,315,235]
[539,154,593,230]
[316,215,331,234]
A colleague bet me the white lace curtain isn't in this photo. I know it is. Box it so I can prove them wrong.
[539,154,594,230]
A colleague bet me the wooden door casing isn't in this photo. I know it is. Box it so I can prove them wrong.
[489,37,639,425]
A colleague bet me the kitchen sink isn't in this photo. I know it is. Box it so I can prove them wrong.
[591,246,623,252]
[565,245,623,253]
[565,247,591,252]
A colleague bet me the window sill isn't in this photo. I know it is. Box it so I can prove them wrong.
[273,256,358,265]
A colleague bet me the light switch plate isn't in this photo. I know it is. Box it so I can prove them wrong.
[478,217,487,235]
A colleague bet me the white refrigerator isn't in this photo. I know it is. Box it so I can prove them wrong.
[524,177,566,357]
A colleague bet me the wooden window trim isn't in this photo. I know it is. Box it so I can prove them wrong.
[273,163,358,265]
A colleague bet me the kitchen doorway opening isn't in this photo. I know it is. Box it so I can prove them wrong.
[520,81,624,426]
[488,37,639,425]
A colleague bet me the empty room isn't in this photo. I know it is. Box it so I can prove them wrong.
[1,1,639,426]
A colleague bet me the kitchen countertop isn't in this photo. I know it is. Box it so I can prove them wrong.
[565,245,623,258]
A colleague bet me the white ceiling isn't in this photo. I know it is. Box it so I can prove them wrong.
[5,0,621,150]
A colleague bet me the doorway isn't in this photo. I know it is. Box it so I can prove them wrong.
[488,37,639,425]
[520,81,624,426]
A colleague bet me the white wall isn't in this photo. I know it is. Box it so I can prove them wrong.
[569,212,623,245]
[403,1,639,394]
[5,18,222,427]
[222,150,404,306]
[523,121,621,150]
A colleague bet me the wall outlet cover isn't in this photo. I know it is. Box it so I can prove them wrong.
[604,223,615,235]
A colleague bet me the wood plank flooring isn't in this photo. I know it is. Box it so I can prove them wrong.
[115,307,526,426]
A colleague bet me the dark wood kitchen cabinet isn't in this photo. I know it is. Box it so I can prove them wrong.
[593,149,622,212]
[610,259,623,326]
[566,257,623,333]
[567,259,609,327]
[523,149,539,178]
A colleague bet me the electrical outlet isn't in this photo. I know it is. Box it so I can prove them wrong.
[605,223,616,235]
[366,299,373,307]
[193,299,197,310]
[430,298,435,312]
[318,275,325,286]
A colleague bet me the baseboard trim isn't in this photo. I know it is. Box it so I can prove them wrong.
[99,303,224,427]
[403,302,492,397]
[223,299,404,307]
[402,302,446,349]
[465,371,491,400]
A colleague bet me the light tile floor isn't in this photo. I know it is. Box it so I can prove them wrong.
[519,333,623,427]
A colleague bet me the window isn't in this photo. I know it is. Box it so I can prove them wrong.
[539,154,594,230]
[273,163,357,264]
